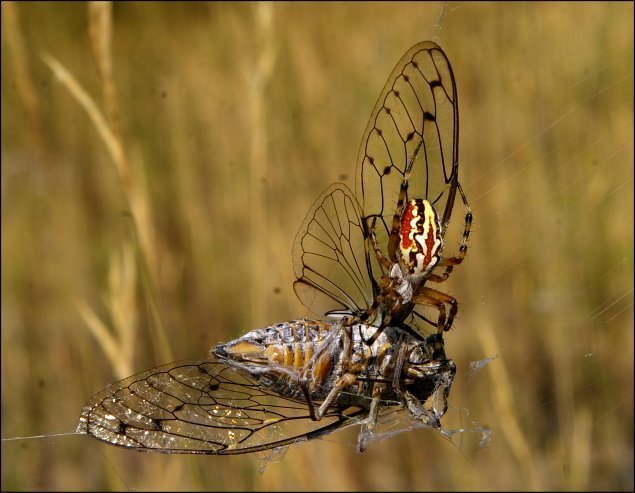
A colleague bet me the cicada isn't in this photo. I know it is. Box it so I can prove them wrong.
[78,41,466,455]
[78,320,455,454]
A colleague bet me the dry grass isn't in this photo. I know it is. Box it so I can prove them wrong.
[2,1,633,491]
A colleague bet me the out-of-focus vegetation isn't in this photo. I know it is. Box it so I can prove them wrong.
[2,2,632,490]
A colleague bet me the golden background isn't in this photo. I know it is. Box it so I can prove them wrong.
[2,2,633,490]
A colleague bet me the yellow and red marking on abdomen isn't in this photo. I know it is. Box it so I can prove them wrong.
[398,199,442,278]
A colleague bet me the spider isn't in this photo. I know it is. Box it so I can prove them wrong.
[294,41,473,357]
[361,145,472,352]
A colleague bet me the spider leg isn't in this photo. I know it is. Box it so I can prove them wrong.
[390,339,441,426]
[358,219,393,346]
[360,289,400,347]
[357,275,398,347]
[390,332,410,391]
[411,287,458,355]
[387,176,410,264]
[390,335,426,413]
[429,182,473,284]
[386,139,424,262]
[366,217,392,272]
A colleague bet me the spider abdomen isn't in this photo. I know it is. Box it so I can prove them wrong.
[398,199,443,279]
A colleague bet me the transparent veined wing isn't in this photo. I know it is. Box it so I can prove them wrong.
[292,42,460,331]
[356,41,459,265]
[292,183,375,318]
[356,41,460,334]
[77,357,369,455]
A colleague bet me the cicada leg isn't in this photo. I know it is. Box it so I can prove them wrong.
[313,322,377,421]
[357,381,387,452]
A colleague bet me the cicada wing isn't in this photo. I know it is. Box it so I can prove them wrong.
[356,41,459,246]
[78,357,366,455]
[292,183,376,318]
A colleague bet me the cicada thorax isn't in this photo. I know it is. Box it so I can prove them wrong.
[213,320,343,400]
[397,199,443,282]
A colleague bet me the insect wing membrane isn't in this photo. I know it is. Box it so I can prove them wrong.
[77,42,464,457]
[293,183,375,318]
[357,41,459,256]
[77,358,361,454]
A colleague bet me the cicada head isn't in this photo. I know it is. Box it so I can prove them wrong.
[402,336,456,418]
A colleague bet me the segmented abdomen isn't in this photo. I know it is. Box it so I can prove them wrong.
[213,320,342,400]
